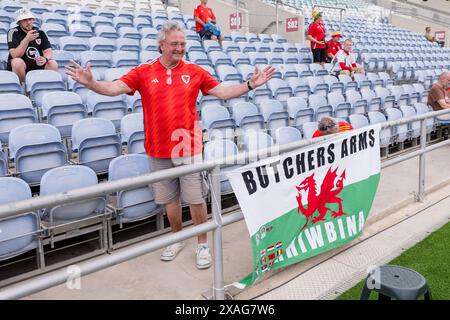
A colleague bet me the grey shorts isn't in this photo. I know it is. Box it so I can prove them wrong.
[148,155,209,205]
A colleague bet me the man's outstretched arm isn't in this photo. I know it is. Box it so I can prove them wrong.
[207,65,276,100]
[65,60,132,96]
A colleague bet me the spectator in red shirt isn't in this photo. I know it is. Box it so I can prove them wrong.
[325,31,342,63]
[307,10,326,65]
[194,0,223,45]
[312,117,353,138]
[65,21,275,269]
[330,39,364,77]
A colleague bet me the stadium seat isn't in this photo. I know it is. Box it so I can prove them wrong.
[327,91,352,118]
[273,126,302,145]
[87,38,115,53]
[0,94,38,143]
[231,102,265,132]
[108,154,161,225]
[41,91,87,137]
[301,122,319,139]
[0,177,42,263]
[375,87,396,109]
[8,123,67,185]
[112,51,139,67]
[25,70,66,108]
[414,103,435,133]
[308,94,333,120]
[201,105,236,141]
[385,107,409,142]
[140,51,161,63]
[86,92,128,128]
[116,38,140,52]
[267,78,292,102]
[243,131,274,160]
[286,96,314,127]
[368,111,391,147]
[259,99,289,132]
[71,118,122,174]
[400,105,420,138]
[345,90,368,115]
[349,114,369,129]
[360,88,383,112]
[39,165,107,233]
[120,113,145,155]
[0,70,22,94]
[68,69,101,104]
[203,139,240,194]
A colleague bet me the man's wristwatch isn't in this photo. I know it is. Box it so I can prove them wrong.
[247,80,254,91]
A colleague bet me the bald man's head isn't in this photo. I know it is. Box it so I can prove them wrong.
[439,71,450,86]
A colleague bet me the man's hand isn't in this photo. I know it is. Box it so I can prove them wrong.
[249,66,276,88]
[24,29,39,43]
[35,56,47,66]
[65,60,94,87]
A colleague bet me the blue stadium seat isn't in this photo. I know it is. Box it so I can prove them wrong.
[69,24,94,38]
[91,15,114,28]
[349,114,369,129]
[39,165,106,225]
[0,70,22,94]
[116,37,140,52]
[25,70,66,108]
[286,96,314,127]
[203,139,240,194]
[201,105,236,141]
[345,90,368,115]
[368,111,391,147]
[399,105,420,138]
[112,50,139,67]
[301,122,319,139]
[8,123,67,185]
[0,93,37,142]
[95,25,119,39]
[114,16,133,29]
[375,87,396,109]
[118,26,141,40]
[308,94,333,120]
[413,103,435,133]
[140,51,160,63]
[41,91,87,137]
[86,92,127,128]
[126,92,142,113]
[120,113,145,154]
[259,99,289,132]
[71,118,121,174]
[385,107,409,142]
[231,102,264,132]
[59,36,90,60]
[267,78,292,102]
[0,177,42,263]
[360,88,383,112]
[108,154,161,225]
[273,126,302,145]
[327,91,352,118]
[139,27,158,39]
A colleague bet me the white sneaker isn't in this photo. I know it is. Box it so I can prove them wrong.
[196,243,212,269]
[160,242,185,261]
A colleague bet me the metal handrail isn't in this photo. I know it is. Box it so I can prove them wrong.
[0,108,449,300]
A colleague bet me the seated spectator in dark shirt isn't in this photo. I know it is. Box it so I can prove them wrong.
[7,8,58,83]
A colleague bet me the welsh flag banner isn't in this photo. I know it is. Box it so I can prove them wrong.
[227,126,381,288]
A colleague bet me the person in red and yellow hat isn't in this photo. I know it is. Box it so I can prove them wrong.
[326,31,342,63]
[307,9,326,65]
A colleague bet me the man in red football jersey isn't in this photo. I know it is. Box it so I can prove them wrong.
[66,21,275,269]
[194,0,223,44]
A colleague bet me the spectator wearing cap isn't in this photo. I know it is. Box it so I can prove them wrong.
[307,10,326,65]
[326,31,342,63]
[6,8,58,83]
[312,117,353,138]
[194,0,223,45]
[330,39,364,78]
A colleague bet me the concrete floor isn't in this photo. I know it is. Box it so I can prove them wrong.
[22,145,450,300]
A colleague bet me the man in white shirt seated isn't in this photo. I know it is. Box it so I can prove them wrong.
[330,39,364,78]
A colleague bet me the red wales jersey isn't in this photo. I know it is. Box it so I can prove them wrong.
[120,58,220,158]
[194,5,216,33]
[312,122,353,138]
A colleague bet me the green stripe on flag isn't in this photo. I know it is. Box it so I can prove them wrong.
[238,173,380,288]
